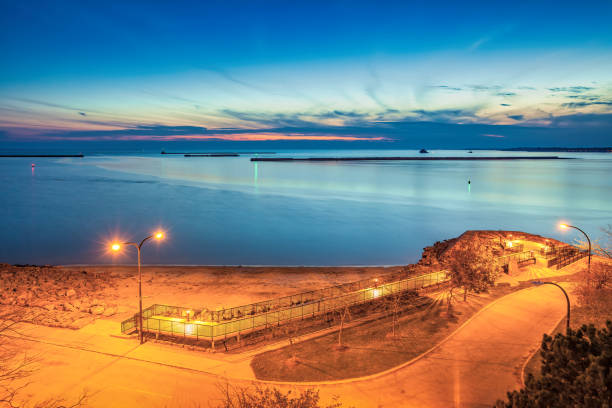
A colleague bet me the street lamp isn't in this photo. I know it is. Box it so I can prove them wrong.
[111,230,165,344]
[532,281,571,331]
[559,223,591,281]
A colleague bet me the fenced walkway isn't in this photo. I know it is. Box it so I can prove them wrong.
[121,270,448,346]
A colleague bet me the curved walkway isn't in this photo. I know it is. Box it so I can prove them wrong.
[6,285,567,407]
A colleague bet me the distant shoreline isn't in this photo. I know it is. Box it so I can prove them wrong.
[251,156,568,162]
[497,147,611,153]
[0,154,84,158]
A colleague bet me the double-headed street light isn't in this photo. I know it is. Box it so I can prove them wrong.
[111,231,165,344]
[559,223,591,281]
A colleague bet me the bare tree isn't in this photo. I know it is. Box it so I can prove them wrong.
[213,381,344,408]
[388,291,402,338]
[446,243,498,308]
[0,307,87,408]
[574,224,612,259]
[335,304,351,350]
[380,287,413,338]
[0,308,39,408]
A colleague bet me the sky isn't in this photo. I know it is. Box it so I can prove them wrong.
[1,1,611,148]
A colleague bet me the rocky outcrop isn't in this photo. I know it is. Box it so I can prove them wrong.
[418,230,566,269]
[0,264,120,329]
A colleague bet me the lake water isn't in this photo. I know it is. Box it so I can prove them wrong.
[1,149,610,265]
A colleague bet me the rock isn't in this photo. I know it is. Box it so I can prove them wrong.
[65,289,76,297]
[102,305,118,317]
[90,305,105,315]
[63,302,76,312]
[70,300,82,310]
[43,304,56,311]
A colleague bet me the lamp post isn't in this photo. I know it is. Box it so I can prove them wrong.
[559,223,591,282]
[111,231,164,344]
[532,281,571,331]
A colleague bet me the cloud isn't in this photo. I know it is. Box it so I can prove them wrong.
[27,125,209,140]
[507,114,524,121]
[7,97,104,115]
[496,92,516,97]
[500,103,511,107]
[410,108,479,123]
[548,112,612,128]
[327,110,367,118]
[2,109,612,148]
[364,64,391,110]
[468,85,502,92]
[220,110,319,128]
[561,101,612,108]
[431,85,463,91]
[469,36,491,51]
[548,86,594,93]
[78,112,87,116]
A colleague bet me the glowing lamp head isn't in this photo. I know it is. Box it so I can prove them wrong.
[154,231,164,240]
[559,223,568,229]
[111,243,121,251]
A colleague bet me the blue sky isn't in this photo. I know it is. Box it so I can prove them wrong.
[1,1,611,147]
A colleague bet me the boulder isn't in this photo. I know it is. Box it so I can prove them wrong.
[90,305,105,315]
[65,289,76,297]
[102,305,118,317]
[63,302,76,312]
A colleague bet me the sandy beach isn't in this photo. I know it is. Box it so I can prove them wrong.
[0,264,405,329]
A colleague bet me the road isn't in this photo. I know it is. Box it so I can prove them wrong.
[5,284,567,408]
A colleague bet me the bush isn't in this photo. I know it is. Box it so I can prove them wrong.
[495,321,612,407]
[215,384,344,408]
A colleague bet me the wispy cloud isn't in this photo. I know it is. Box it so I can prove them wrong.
[548,86,594,93]
[562,101,612,108]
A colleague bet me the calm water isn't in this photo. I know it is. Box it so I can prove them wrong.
[1,149,610,265]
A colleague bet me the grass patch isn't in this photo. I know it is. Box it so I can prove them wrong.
[251,285,516,381]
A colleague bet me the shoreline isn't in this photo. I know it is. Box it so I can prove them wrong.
[59,263,406,268]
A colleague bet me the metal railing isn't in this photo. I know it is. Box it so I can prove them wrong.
[554,249,588,270]
[121,270,448,340]
[546,246,587,268]
[498,250,535,266]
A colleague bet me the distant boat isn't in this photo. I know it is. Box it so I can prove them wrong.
[468,150,473,153]
[419,149,429,154]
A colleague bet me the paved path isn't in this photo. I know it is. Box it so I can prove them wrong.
[5,285,567,407]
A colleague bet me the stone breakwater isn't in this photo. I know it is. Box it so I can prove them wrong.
[0,264,121,329]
